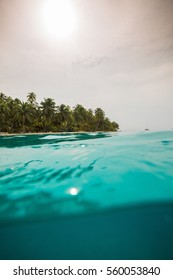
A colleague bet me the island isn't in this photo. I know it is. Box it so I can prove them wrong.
[0,92,119,133]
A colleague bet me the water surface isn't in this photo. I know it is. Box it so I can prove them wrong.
[0,131,173,259]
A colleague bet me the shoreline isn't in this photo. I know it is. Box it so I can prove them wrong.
[1,130,172,137]
[0,131,119,136]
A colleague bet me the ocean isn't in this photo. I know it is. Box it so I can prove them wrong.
[0,131,173,259]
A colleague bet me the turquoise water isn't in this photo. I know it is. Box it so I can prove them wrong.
[0,131,173,259]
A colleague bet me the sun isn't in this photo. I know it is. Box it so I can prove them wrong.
[42,0,78,41]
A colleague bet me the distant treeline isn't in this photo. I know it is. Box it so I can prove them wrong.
[0,92,119,133]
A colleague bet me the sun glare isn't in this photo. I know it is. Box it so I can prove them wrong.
[42,0,78,41]
[67,187,80,196]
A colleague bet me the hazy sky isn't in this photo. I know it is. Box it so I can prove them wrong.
[0,0,173,130]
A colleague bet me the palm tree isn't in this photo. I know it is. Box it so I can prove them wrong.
[85,109,95,131]
[0,92,7,101]
[16,101,35,132]
[27,92,37,106]
[111,121,119,131]
[73,104,88,131]
[94,108,105,130]
[40,98,56,131]
[0,98,8,132]
[5,97,20,132]
[56,104,74,131]
[57,104,69,122]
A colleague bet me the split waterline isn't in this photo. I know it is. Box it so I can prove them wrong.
[0,131,173,259]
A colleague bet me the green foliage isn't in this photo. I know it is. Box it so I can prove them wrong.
[0,93,119,133]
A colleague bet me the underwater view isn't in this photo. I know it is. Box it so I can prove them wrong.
[0,131,173,259]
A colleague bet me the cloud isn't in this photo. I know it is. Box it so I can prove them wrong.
[72,55,107,69]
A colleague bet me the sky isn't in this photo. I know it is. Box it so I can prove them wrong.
[0,0,173,131]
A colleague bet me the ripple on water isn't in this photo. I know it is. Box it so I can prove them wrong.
[0,131,173,223]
